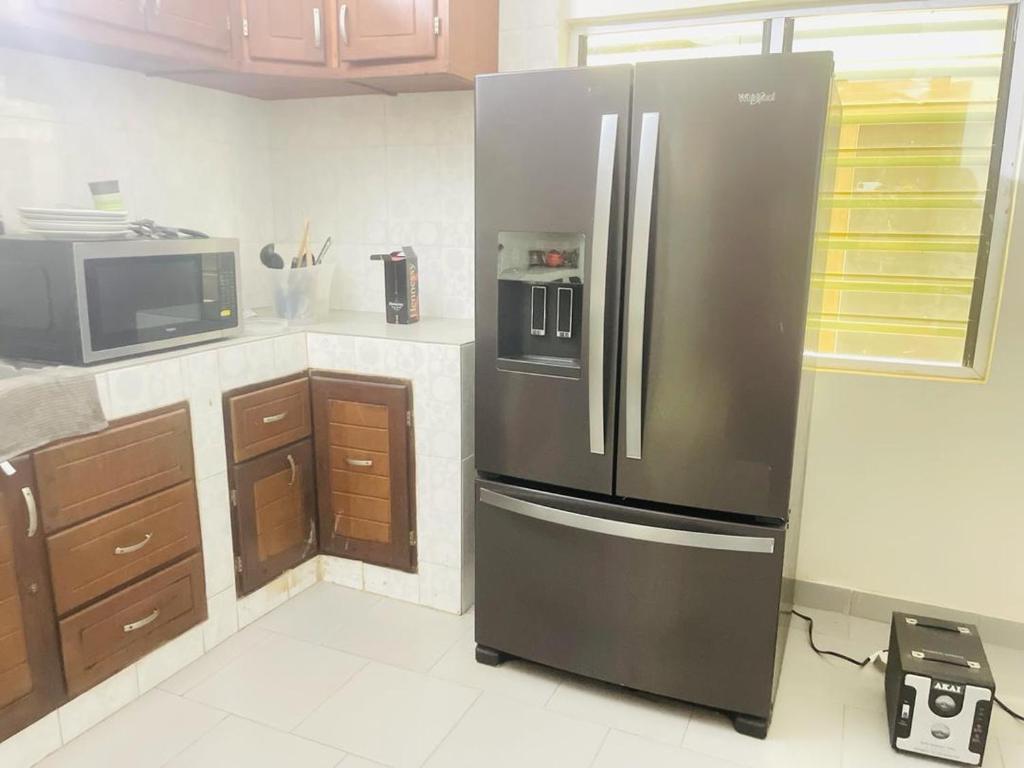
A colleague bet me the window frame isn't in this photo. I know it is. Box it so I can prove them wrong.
[571,0,1024,381]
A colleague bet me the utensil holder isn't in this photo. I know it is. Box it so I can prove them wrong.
[269,262,335,325]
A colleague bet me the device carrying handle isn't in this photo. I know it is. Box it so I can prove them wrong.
[905,615,972,635]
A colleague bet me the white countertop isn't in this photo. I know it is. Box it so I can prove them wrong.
[1,310,474,375]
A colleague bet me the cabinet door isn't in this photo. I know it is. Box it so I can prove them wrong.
[245,0,326,65]
[146,0,231,51]
[36,0,146,30]
[0,458,65,743]
[338,0,437,63]
[230,440,317,596]
[312,374,416,571]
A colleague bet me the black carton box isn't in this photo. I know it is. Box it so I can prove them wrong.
[371,247,420,324]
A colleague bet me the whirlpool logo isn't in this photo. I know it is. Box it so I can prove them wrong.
[738,91,777,106]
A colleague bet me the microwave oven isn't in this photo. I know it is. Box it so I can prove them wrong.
[0,237,241,365]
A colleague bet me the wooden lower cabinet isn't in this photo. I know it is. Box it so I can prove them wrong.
[59,554,207,697]
[0,457,65,742]
[230,440,317,596]
[311,373,416,572]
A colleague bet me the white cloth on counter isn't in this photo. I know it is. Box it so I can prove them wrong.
[0,363,107,463]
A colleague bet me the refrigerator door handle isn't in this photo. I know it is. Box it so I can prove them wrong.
[480,488,775,554]
[624,112,660,461]
[588,113,619,456]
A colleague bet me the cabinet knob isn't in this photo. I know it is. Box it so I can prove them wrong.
[27,582,39,595]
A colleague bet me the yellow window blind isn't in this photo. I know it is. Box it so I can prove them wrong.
[583,19,766,64]
[793,6,1012,366]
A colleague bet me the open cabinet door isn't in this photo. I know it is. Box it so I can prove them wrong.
[311,373,416,572]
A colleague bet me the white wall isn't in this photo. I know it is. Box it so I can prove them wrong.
[0,48,274,311]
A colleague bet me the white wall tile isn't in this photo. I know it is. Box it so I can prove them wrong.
[136,626,205,693]
[203,586,240,651]
[104,358,185,419]
[58,665,140,743]
[272,333,308,376]
[197,473,235,597]
[320,555,365,589]
[0,712,62,768]
[307,332,357,370]
[419,562,462,614]
[217,339,276,391]
[416,454,463,568]
[182,351,227,481]
[236,573,291,628]
[364,563,420,604]
[289,558,320,596]
[461,344,476,459]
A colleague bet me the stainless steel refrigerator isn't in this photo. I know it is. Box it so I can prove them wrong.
[473,53,835,738]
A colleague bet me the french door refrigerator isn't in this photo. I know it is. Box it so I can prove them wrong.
[474,52,835,738]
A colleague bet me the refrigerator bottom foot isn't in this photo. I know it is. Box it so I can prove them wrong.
[475,644,506,667]
[732,713,770,739]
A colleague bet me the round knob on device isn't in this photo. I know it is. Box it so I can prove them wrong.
[934,695,957,715]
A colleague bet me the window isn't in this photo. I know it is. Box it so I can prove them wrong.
[575,3,1020,375]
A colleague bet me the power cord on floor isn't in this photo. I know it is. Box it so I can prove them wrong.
[790,610,1024,723]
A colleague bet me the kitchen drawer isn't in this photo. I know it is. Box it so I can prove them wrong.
[226,376,311,463]
[230,439,316,596]
[329,446,390,478]
[34,404,194,533]
[47,481,201,615]
[59,553,206,696]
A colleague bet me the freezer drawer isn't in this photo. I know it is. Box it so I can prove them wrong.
[475,480,786,720]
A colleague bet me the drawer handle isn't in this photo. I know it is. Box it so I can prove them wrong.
[123,609,160,634]
[345,458,373,468]
[287,454,297,486]
[263,412,287,424]
[22,487,38,538]
[114,533,153,556]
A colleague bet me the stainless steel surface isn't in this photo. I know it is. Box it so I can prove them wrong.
[123,609,160,633]
[339,4,349,44]
[287,454,297,486]
[262,412,287,424]
[21,486,37,538]
[313,7,322,48]
[480,487,775,553]
[588,113,618,456]
[114,533,152,556]
[475,66,631,493]
[345,458,374,468]
[623,111,659,461]
[71,238,242,364]
[616,54,833,520]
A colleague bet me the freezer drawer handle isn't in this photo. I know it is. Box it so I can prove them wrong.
[588,113,619,456]
[624,112,660,461]
[479,488,775,554]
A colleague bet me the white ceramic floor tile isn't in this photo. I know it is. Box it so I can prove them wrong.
[339,757,389,768]
[186,632,366,730]
[993,708,1024,767]
[256,582,381,644]
[423,692,607,768]
[39,690,225,768]
[546,676,691,745]
[165,715,346,768]
[429,635,563,707]
[161,625,274,695]
[323,596,466,672]
[592,729,741,768]
[296,662,479,768]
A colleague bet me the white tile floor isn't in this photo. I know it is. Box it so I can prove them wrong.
[29,585,1024,767]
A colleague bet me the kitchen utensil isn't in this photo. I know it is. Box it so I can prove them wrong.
[295,219,312,268]
[260,243,285,269]
[315,236,332,265]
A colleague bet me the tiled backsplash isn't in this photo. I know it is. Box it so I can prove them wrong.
[0,49,474,320]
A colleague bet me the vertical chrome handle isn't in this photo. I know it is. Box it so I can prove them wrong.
[137,0,146,14]
[339,4,349,45]
[625,112,660,461]
[153,0,161,15]
[588,113,618,456]
[287,454,297,486]
[22,487,38,538]
[313,7,322,48]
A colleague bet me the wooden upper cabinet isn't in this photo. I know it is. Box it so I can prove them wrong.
[0,458,65,743]
[145,0,232,51]
[338,0,436,63]
[36,0,146,31]
[244,0,327,65]
[312,373,416,572]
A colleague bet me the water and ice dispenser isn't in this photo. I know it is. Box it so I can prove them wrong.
[497,231,585,375]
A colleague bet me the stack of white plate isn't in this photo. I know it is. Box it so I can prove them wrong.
[18,207,133,238]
